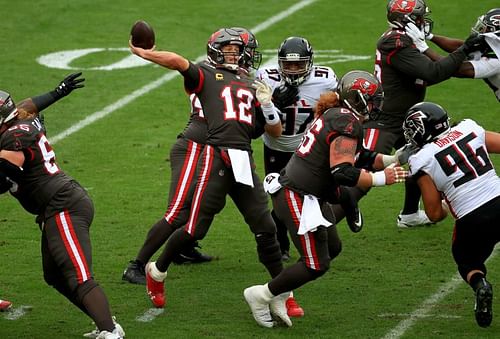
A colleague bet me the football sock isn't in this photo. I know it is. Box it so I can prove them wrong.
[136,218,176,264]
[402,177,421,214]
[81,286,114,332]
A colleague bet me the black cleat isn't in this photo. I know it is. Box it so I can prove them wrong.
[346,206,363,233]
[172,242,213,264]
[122,260,146,285]
[475,279,493,328]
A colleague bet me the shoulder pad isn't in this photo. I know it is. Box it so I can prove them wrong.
[377,29,414,52]
[326,107,363,139]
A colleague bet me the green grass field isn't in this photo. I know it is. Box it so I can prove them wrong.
[1,0,500,338]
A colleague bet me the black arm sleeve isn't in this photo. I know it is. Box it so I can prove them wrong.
[31,90,61,112]
[330,162,362,187]
[392,47,467,85]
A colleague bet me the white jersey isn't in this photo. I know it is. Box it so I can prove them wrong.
[469,51,500,101]
[256,65,338,152]
[408,119,500,219]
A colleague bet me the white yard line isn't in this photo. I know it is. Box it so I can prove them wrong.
[50,0,317,145]
[381,247,498,339]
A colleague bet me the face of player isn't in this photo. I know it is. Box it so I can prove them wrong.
[221,44,241,65]
[281,61,307,74]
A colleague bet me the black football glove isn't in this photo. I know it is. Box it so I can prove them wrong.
[461,33,488,55]
[337,186,363,233]
[55,72,85,98]
[272,84,299,110]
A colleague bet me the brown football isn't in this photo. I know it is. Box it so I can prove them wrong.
[130,20,155,49]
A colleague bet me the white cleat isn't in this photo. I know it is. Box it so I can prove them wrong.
[397,210,434,228]
[84,318,125,338]
[243,285,274,328]
[270,292,292,327]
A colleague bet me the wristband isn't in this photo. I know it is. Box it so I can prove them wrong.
[371,171,386,187]
[262,103,280,126]
[381,154,397,167]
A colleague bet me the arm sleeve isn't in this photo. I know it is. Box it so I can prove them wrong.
[391,46,467,85]
[469,58,500,78]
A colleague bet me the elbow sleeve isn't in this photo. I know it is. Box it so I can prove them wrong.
[330,162,361,187]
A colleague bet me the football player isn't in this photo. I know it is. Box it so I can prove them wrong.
[256,36,337,318]
[244,71,408,328]
[122,27,261,285]
[405,8,500,101]
[364,0,487,228]
[256,37,338,263]
[129,28,292,325]
[403,101,500,328]
[0,87,124,338]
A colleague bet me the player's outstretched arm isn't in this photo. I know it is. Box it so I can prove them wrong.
[129,40,189,72]
[18,72,86,114]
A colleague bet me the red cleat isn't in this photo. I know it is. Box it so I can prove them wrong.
[145,263,165,308]
[0,299,12,311]
[286,296,304,318]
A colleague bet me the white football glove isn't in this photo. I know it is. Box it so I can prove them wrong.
[253,79,273,107]
[405,22,429,53]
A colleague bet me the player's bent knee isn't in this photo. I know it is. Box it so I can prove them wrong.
[306,265,329,280]
[255,232,282,264]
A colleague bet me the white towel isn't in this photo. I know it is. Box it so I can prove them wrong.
[297,195,332,235]
[483,32,500,59]
[228,148,253,187]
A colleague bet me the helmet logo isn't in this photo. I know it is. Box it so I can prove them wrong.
[351,78,378,96]
[491,14,500,27]
[240,32,250,44]
[390,0,416,14]
[406,110,427,136]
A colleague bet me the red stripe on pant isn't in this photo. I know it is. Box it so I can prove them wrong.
[165,140,202,223]
[186,145,214,236]
[284,188,320,270]
[55,210,90,284]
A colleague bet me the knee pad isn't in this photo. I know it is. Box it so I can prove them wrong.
[75,279,99,304]
[255,232,282,265]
